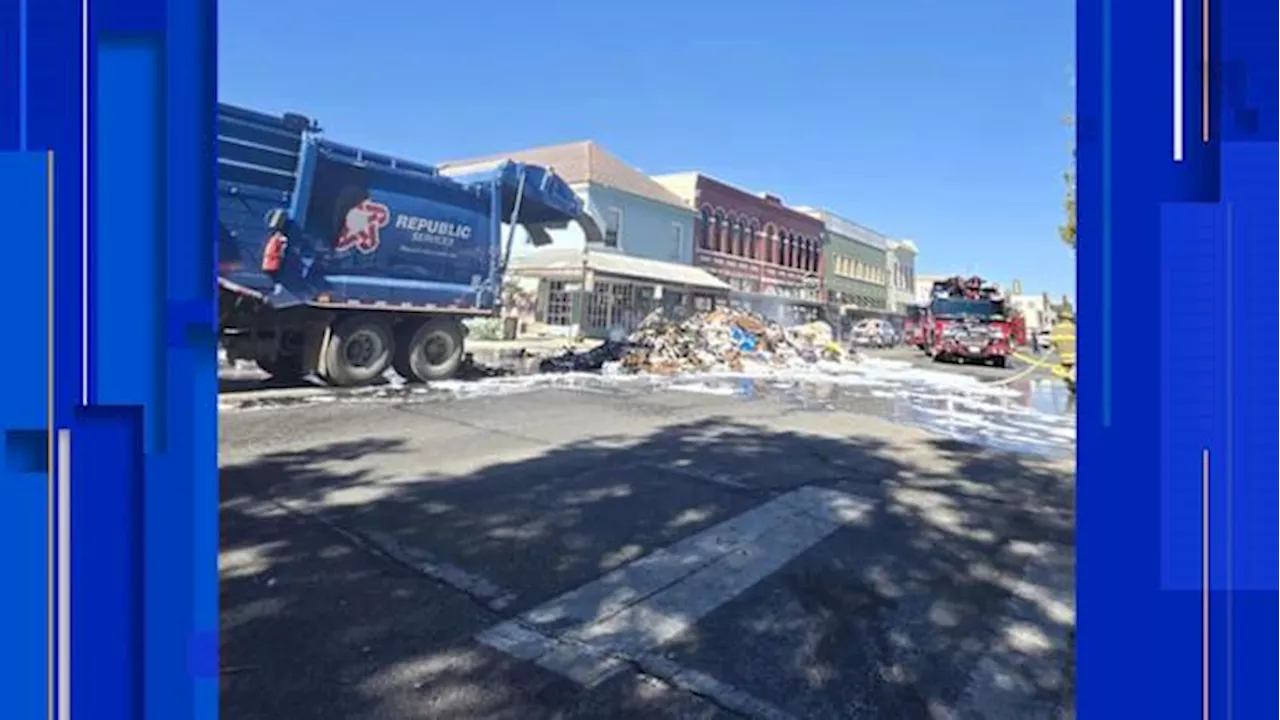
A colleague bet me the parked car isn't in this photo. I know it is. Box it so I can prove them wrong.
[850,319,899,348]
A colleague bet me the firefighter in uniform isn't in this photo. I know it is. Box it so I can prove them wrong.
[1050,310,1077,392]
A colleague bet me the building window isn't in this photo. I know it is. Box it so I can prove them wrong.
[544,281,573,326]
[672,223,684,260]
[604,207,623,247]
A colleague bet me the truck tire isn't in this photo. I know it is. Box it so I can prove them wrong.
[321,315,394,387]
[991,355,1008,369]
[394,319,465,382]
[256,354,305,382]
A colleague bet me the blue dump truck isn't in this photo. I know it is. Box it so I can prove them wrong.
[218,103,587,386]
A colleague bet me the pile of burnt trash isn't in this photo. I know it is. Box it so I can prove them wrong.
[537,340,637,373]
[538,307,854,375]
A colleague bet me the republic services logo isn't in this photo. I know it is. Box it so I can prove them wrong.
[335,199,390,254]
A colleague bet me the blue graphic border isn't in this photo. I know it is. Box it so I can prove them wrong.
[1,1,217,718]
[1078,0,1277,718]
[4,0,1278,718]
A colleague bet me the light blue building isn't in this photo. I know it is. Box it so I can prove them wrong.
[439,142,727,339]
[440,140,696,264]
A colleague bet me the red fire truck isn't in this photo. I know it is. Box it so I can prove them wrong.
[924,276,1015,367]
[903,304,928,349]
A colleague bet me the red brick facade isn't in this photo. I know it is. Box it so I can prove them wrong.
[690,175,824,304]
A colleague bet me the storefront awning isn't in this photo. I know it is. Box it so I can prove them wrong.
[729,289,825,308]
[509,248,732,294]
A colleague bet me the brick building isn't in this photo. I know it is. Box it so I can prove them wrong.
[651,172,825,323]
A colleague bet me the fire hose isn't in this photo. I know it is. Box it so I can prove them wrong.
[980,347,1060,386]
[982,319,1077,389]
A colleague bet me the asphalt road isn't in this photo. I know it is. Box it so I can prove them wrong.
[220,375,1076,719]
[864,345,1054,381]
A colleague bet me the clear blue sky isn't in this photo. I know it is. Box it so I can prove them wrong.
[219,0,1076,298]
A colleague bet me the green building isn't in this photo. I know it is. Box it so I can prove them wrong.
[799,208,889,314]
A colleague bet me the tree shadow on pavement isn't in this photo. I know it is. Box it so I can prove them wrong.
[220,417,1075,720]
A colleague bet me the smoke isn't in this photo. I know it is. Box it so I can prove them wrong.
[756,296,789,326]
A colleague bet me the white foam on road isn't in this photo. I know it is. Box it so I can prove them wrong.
[219,356,1075,457]
[476,486,873,717]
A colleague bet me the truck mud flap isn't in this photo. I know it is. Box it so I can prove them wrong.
[302,319,332,377]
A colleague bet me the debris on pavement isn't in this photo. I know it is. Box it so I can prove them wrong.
[456,353,518,380]
[538,340,637,373]
[538,308,859,375]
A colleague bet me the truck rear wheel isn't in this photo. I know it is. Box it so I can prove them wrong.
[394,319,465,382]
[321,316,394,387]
[256,354,305,382]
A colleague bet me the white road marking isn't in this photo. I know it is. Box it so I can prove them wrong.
[476,485,874,717]
[270,497,518,611]
[648,462,754,491]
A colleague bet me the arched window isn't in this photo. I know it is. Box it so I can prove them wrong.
[699,207,713,249]
[713,210,727,252]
